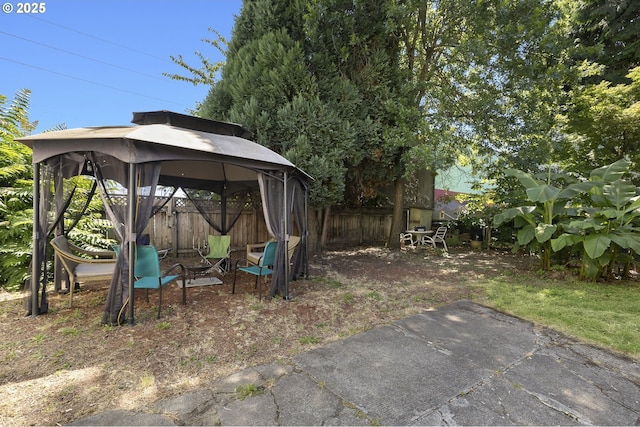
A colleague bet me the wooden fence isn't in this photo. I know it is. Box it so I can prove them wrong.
[142,198,395,254]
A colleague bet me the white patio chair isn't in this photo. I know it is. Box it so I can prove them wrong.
[422,227,448,251]
[400,232,416,248]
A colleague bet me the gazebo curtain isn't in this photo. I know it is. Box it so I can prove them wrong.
[258,172,288,298]
[91,153,161,325]
[26,162,54,315]
[258,172,308,298]
[183,188,253,235]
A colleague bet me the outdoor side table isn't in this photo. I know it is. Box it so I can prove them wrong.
[185,265,211,283]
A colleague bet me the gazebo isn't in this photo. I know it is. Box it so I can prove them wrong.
[18,111,310,325]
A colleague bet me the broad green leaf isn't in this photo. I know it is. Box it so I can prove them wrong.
[535,223,557,243]
[610,233,640,254]
[623,196,640,215]
[598,249,613,267]
[551,233,583,251]
[583,233,611,259]
[517,225,535,245]
[526,184,560,203]
[511,240,521,254]
[570,217,610,231]
[557,181,599,199]
[590,192,608,207]
[603,181,637,209]
[505,169,541,190]
[590,159,631,182]
[582,257,600,279]
[595,208,620,219]
[514,215,536,228]
[493,206,536,226]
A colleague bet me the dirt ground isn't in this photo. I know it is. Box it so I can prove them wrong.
[0,246,536,426]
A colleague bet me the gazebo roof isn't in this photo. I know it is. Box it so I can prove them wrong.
[18,110,310,193]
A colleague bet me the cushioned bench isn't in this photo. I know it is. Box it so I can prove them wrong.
[50,235,117,306]
[246,235,300,266]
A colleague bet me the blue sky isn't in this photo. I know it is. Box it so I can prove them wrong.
[1,0,242,132]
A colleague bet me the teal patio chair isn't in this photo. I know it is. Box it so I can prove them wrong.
[232,241,277,300]
[133,245,186,318]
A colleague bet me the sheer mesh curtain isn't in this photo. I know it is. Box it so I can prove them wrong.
[26,161,54,315]
[184,188,251,235]
[92,153,160,325]
[29,155,105,314]
[258,172,293,298]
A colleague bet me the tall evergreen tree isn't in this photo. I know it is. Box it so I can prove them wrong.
[570,0,640,85]
[201,0,363,249]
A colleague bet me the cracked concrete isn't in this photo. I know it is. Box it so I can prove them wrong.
[70,300,640,426]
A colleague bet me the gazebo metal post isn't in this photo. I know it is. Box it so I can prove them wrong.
[31,162,41,316]
[127,162,136,325]
[304,187,309,279]
[283,171,290,300]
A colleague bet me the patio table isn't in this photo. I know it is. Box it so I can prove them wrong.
[405,229,433,245]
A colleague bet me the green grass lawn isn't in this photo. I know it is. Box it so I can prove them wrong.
[481,273,640,358]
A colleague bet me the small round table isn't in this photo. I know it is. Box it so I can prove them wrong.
[406,230,433,245]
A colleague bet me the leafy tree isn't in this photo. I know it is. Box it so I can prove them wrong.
[560,66,640,177]
[303,0,414,248]
[0,89,36,289]
[164,28,228,87]
[380,0,575,247]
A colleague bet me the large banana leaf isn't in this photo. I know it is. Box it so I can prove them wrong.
[527,184,560,203]
[493,206,536,226]
[595,208,622,219]
[551,233,583,251]
[505,168,540,188]
[517,224,535,245]
[609,232,640,254]
[603,180,637,209]
[557,181,600,199]
[590,159,631,182]
[506,169,560,203]
[568,218,607,231]
[535,223,557,243]
[583,233,612,259]
[623,195,640,215]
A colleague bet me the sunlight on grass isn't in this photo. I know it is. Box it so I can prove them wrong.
[483,276,640,357]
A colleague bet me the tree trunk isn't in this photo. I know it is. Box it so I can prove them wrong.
[388,177,405,250]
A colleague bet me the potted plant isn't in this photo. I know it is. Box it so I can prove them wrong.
[470,235,483,250]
